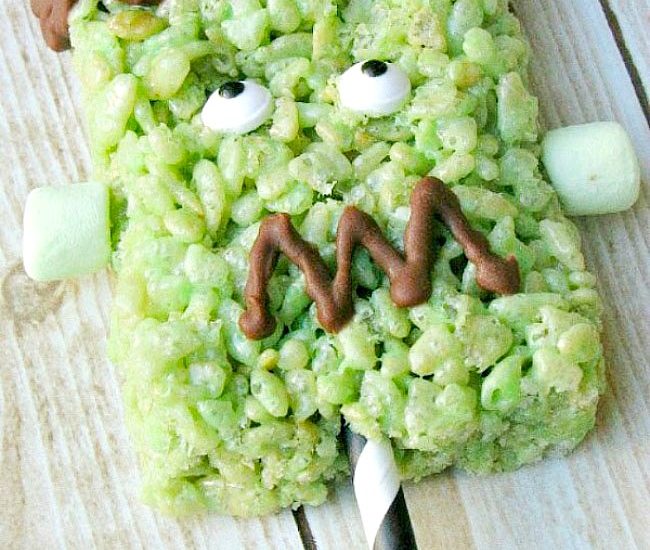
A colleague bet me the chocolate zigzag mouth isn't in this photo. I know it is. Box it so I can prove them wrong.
[240,176,521,340]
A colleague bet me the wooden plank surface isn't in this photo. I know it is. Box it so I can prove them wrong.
[1,0,649,549]
[605,0,650,98]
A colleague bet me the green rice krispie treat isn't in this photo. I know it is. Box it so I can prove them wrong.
[35,0,606,516]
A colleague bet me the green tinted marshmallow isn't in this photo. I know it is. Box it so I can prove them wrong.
[539,219,585,271]
[463,27,496,65]
[89,74,138,152]
[23,182,110,282]
[317,368,360,405]
[336,321,377,370]
[496,72,538,144]
[250,368,289,417]
[380,340,411,378]
[358,371,406,437]
[189,361,230,398]
[370,288,411,338]
[437,117,478,153]
[222,9,269,51]
[525,348,583,396]
[285,369,318,420]
[145,49,191,100]
[107,10,167,41]
[219,299,261,367]
[409,323,462,376]
[278,338,310,370]
[458,315,513,372]
[453,185,518,221]
[557,323,601,363]
[404,380,478,448]
[481,356,522,412]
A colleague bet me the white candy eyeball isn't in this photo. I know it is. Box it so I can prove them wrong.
[201,80,273,134]
[337,60,411,117]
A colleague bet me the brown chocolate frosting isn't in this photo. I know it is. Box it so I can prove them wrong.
[31,0,161,51]
[240,177,520,340]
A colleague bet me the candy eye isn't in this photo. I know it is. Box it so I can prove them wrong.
[201,80,273,134]
[337,60,411,117]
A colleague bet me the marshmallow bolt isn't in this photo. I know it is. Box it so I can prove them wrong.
[542,122,640,216]
[23,182,111,282]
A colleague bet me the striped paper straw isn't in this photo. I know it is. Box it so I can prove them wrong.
[345,428,418,550]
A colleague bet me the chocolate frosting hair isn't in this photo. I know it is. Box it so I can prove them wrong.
[240,177,520,340]
[31,0,161,51]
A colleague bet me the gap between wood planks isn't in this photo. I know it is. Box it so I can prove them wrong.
[597,0,650,123]
[511,0,649,126]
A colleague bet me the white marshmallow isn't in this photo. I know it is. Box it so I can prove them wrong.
[23,182,111,281]
[201,80,273,135]
[542,121,640,216]
[338,61,411,117]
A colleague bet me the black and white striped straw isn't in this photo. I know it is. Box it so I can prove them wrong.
[345,428,418,550]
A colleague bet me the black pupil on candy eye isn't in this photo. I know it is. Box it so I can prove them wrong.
[219,81,245,98]
[361,60,388,77]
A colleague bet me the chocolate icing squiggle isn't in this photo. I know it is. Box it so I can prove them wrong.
[240,177,520,340]
[31,0,161,51]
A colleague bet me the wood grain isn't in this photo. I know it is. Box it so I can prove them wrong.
[303,481,367,550]
[1,0,649,549]
[605,0,650,98]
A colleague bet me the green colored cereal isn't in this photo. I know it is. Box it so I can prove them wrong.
[145,48,191,99]
[480,356,522,413]
[250,368,290,417]
[69,0,605,517]
[409,324,462,376]
[108,10,167,41]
